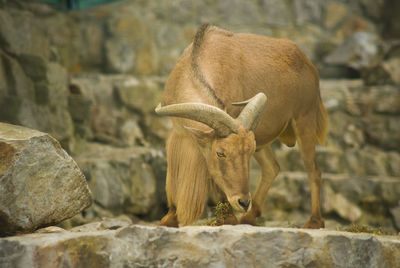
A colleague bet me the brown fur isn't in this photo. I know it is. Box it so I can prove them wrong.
[165,130,209,226]
[160,24,328,228]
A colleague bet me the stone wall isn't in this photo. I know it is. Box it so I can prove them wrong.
[0,0,399,231]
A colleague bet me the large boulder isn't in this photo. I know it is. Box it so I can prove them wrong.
[0,123,92,236]
[0,225,399,267]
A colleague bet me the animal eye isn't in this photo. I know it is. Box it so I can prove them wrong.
[216,152,226,158]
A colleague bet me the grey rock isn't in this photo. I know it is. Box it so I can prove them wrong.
[216,0,261,26]
[358,0,385,21]
[0,123,92,236]
[0,225,399,268]
[69,215,133,232]
[388,152,400,177]
[364,115,400,151]
[0,9,49,60]
[324,184,362,222]
[324,2,349,29]
[104,37,135,74]
[75,143,158,216]
[119,119,144,147]
[69,74,121,142]
[260,0,292,27]
[258,172,400,228]
[390,203,400,230]
[0,50,74,150]
[293,0,324,25]
[324,32,381,70]
[68,74,163,146]
[114,76,162,113]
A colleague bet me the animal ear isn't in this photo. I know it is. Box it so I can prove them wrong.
[184,125,215,144]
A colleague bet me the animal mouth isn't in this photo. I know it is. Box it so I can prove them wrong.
[228,194,252,212]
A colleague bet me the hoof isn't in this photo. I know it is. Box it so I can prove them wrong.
[303,217,325,229]
[239,213,257,226]
[159,214,179,228]
[216,213,238,226]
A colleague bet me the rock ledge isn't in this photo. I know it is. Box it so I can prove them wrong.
[1,225,399,267]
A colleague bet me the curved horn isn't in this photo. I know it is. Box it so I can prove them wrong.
[234,93,267,131]
[155,102,238,137]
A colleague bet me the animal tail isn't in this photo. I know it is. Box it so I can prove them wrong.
[316,95,329,145]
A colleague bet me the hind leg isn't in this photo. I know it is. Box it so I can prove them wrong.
[240,146,280,225]
[294,117,325,229]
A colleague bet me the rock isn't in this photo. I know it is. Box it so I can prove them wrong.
[388,152,400,177]
[0,51,35,123]
[0,123,92,236]
[104,37,135,73]
[144,113,172,144]
[260,0,292,27]
[335,15,376,39]
[324,2,349,29]
[257,172,400,228]
[324,32,381,70]
[380,57,400,84]
[370,85,400,114]
[359,146,388,176]
[18,62,74,150]
[324,185,362,222]
[68,74,164,146]
[0,9,49,60]
[362,62,394,85]
[382,0,400,39]
[76,19,105,70]
[68,74,123,143]
[216,0,261,26]
[316,148,345,174]
[136,41,159,75]
[35,226,66,234]
[390,203,400,230]
[119,120,144,147]
[364,115,400,151]
[0,50,74,150]
[69,215,133,232]
[0,225,399,267]
[74,142,158,217]
[293,0,323,25]
[362,52,400,86]
[114,76,162,113]
[358,0,385,21]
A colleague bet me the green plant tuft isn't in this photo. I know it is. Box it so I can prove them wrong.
[206,202,231,226]
[337,223,395,236]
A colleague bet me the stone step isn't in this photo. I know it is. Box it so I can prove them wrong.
[1,225,399,267]
[268,145,400,177]
[248,171,400,230]
[73,142,166,220]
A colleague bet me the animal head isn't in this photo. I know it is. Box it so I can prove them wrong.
[156,93,267,212]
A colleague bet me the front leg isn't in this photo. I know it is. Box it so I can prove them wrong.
[240,147,280,225]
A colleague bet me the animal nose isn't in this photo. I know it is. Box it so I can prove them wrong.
[238,198,250,212]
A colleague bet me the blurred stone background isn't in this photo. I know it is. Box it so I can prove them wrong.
[0,0,399,231]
